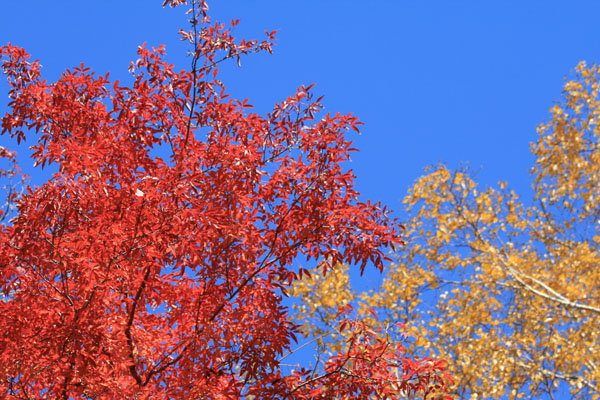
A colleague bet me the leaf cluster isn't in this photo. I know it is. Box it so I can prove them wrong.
[0,1,452,399]
[292,62,600,399]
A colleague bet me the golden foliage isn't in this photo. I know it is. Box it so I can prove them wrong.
[289,263,356,353]
[291,62,600,399]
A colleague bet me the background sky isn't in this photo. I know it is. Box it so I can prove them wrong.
[2,1,600,217]
[1,3,600,289]
[3,1,600,279]
[1,2,600,397]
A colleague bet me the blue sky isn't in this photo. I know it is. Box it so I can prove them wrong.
[3,1,600,290]
[1,1,600,397]
[2,1,600,216]
[2,0,599,289]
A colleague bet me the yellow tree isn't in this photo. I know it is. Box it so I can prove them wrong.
[291,62,600,399]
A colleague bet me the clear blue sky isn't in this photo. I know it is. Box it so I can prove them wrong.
[3,1,600,211]
[1,2,599,397]
[3,0,600,288]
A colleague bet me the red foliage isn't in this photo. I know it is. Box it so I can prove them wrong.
[0,1,451,398]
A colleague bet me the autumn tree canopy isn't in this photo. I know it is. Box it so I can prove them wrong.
[291,62,600,399]
[0,1,452,399]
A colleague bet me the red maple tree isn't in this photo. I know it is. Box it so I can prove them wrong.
[0,1,452,398]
